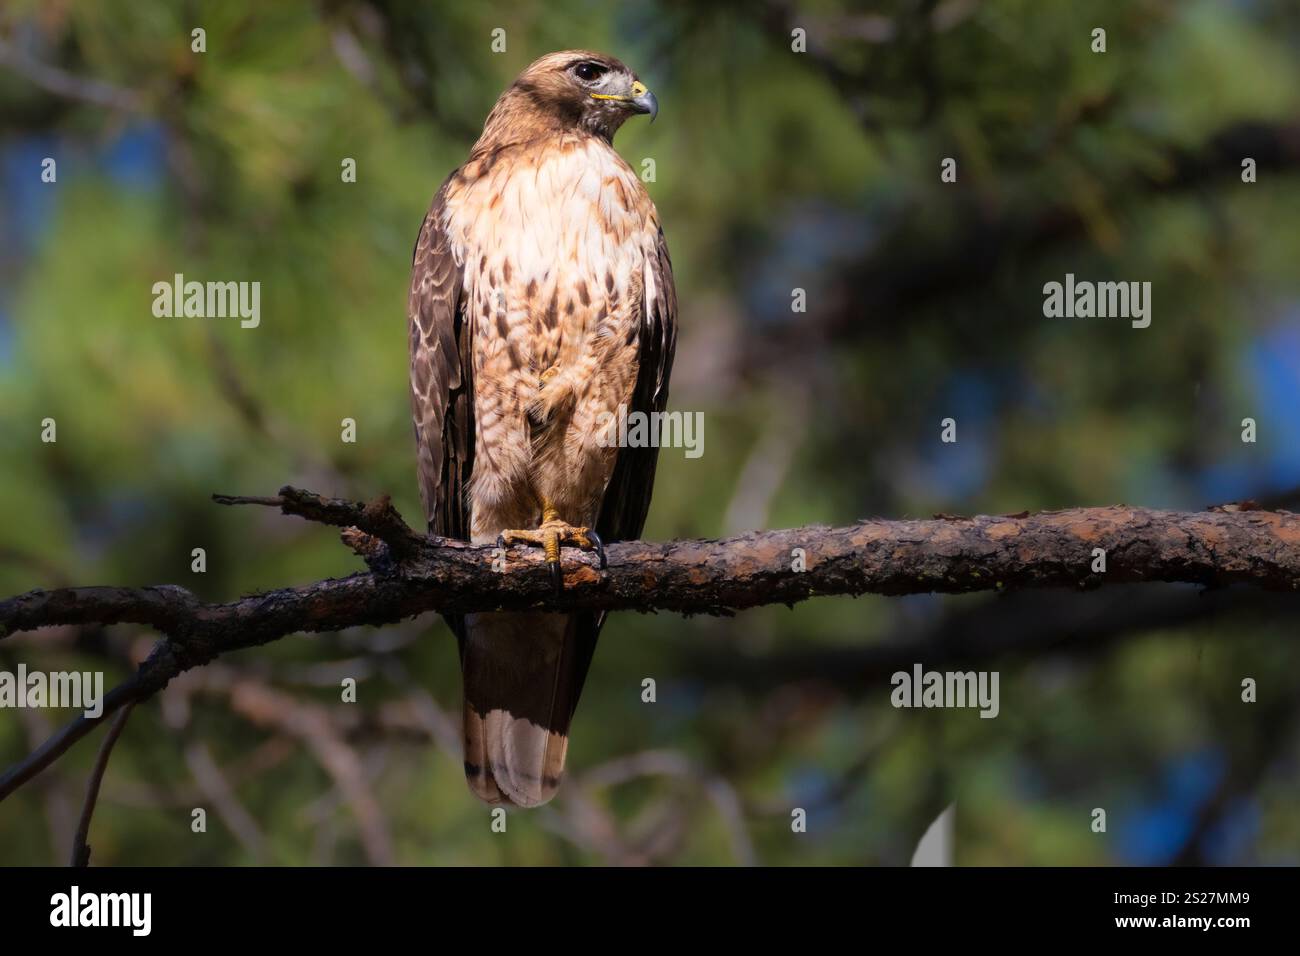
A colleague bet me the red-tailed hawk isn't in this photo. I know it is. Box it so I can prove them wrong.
[408,51,676,807]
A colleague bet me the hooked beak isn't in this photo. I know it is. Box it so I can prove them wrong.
[592,80,659,123]
[629,80,659,123]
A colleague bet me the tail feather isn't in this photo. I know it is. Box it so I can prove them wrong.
[460,609,596,807]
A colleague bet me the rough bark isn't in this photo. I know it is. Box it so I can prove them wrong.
[1,486,1297,802]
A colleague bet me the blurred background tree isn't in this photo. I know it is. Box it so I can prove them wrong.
[1,0,1298,865]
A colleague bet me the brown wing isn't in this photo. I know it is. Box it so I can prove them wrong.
[408,180,474,641]
[565,224,678,706]
[596,223,678,543]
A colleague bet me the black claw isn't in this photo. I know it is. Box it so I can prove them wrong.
[496,534,507,553]
[549,560,564,597]
[587,530,607,570]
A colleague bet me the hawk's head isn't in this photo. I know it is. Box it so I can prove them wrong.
[484,50,658,144]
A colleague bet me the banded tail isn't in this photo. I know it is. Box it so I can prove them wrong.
[460,609,600,807]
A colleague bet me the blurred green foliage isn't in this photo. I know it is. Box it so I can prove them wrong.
[1,0,1299,865]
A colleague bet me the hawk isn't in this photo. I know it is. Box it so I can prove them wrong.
[407,51,676,807]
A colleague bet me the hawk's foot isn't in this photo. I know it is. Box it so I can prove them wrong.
[497,506,606,596]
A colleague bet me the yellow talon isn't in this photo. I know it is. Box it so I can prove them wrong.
[495,500,608,595]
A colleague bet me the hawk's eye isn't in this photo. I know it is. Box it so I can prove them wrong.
[573,62,607,83]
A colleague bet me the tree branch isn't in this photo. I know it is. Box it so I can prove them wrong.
[1,486,1298,804]
[0,671,149,803]
[6,491,1299,634]
[70,701,135,867]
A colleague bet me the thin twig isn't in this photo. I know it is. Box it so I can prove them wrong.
[69,701,136,867]
[0,674,146,803]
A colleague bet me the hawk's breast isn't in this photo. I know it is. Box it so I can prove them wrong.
[441,133,660,512]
